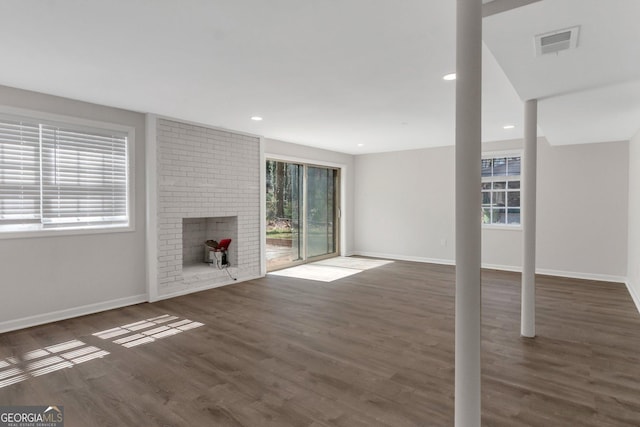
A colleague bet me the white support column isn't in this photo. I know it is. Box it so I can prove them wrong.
[521,99,538,338]
[454,0,482,426]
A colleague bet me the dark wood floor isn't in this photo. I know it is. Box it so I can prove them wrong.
[1,259,640,426]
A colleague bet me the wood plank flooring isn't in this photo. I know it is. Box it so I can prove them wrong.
[1,259,639,426]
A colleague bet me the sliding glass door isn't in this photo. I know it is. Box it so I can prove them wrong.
[266,161,303,270]
[307,166,337,258]
[266,160,339,271]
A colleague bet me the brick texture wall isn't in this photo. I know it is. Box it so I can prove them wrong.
[156,119,260,296]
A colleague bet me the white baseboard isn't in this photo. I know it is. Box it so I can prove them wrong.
[0,294,148,334]
[353,251,455,266]
[353,251,626,283]
[483,264,626,283]
[626,281,640,315]
[481,263,521,273]
[154,274,262,302]
[1,275,264,333]
[2,261,632,334]
[534,268,626,284]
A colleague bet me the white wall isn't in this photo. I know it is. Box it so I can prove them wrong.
[536,139,628,280]
[354,146,455,263]
[628,129,640,310]
[0,86,147,332]
[354,138,629,281]
[264,138,355,256]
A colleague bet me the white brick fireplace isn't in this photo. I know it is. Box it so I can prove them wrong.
[146,116,262,300]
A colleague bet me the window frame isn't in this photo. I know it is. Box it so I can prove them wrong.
[0,106,135,240]
[481,150,522,230]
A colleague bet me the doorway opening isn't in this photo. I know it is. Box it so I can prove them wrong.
[265,160,340,271]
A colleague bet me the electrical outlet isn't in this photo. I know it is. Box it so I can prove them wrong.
[440,238,447,247]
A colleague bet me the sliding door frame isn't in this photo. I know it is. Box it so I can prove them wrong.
[263,153,347,273]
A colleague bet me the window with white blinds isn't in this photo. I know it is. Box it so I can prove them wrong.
[0,118,41,222]
[0,114,130,233]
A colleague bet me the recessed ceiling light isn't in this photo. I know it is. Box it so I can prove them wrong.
[357,143,365,147]
[503,124,515,129]
[250,116,263,121]
[443,73,457,81]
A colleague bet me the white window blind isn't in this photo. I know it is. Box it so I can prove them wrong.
[0,118,41,221]
[40,125,128,225]
[0,113,129,232]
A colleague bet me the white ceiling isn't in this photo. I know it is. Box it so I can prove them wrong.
[0,1,638,154]
[484,0,640,146]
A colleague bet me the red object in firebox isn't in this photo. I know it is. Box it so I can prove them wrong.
[218,239,232,251]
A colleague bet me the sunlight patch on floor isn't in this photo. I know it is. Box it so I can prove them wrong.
[0,340,109,389]
[269,257,393,282]
[93,314,204,348]
[0,314,205,389]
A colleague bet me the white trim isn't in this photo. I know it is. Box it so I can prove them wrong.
[264,153,345,170]
[259,137,267,277]
[482,263,626,283]
[145,114,159,302]
[155,275,262,301]
[128,126,136,234]
[0,224,135,240]
[625,281,640,315]
[534,268,626,284]
[481,263,522,273]
[481,149,523,159]
[354,252,627,284]
[482,224,522,231]
[340,164,349,256]
[0,105,135,135]
[0,294,147,334]
[353,251,455,266]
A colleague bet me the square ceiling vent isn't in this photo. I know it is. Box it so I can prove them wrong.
[534,26,580,56]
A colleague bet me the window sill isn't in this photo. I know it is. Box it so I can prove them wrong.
[0,223,135,240]
[482,224,522,231]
